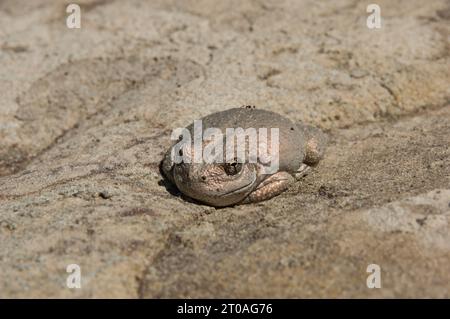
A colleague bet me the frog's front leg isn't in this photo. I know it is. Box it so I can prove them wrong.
[240,172,294,204]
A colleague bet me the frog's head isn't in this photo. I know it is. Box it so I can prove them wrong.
[172,157,259,207]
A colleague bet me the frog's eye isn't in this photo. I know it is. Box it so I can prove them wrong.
[224,160,243,176]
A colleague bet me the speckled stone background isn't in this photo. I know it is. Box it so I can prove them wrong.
[0,0,449,298]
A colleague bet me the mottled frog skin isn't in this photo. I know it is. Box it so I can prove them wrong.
[161,107,326,207]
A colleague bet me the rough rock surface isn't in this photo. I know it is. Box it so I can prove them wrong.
[0,0,449,298]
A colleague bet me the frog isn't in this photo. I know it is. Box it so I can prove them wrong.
[160,107,326,207]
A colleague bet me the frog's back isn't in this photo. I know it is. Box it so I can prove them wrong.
[187,108,306,173]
